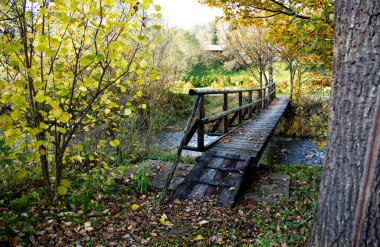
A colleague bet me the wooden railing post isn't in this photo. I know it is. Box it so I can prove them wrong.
[262,88,266,110]
[238,92,243,124]
[222,93,228,133]
[197,95,205,151]
[258,89,262,111]
[248,91,253,118]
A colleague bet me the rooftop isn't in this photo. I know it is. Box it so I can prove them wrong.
[202,44,224,51]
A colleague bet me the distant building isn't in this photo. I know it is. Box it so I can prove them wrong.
[202,44,224,55]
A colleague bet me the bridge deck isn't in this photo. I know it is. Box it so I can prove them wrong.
[170,97,290,206]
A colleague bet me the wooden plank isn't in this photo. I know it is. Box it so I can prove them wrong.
[209,146,258,157]
[228,111,238,124]
[210,118,223,133]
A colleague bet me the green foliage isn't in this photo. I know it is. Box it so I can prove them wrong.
[275,96,329,138]
[181,63,247,87]
[9,195,32,213]
[131,165,152,193]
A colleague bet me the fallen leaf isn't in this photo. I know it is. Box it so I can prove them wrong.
[193,235,204,241]
[199,220,208,225]
[131,204,140,211]
[159,213,172,226]
[84,221,93,231]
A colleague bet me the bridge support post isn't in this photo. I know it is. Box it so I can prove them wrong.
[197,95,205,151]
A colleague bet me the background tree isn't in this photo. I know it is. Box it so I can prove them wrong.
[222,26,272,87]
[210,22,219,45]
[152,28,203,82]
[202,0,334,85]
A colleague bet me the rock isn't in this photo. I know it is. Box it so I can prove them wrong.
[244,173,290,202]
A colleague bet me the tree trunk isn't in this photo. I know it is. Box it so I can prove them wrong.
[268,52,273,85]
[307,0,380,246]
[288,59,295,99]
[38,133,53,200]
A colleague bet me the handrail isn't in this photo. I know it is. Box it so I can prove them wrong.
[189,82,276,95]
[184,82,276,152]
[201,99,262,124]
[159,81,277,205]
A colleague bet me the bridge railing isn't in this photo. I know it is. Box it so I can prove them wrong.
[158,82,276,205]
[182,82,276,152]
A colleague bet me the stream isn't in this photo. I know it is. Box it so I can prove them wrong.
[156,132,326,166]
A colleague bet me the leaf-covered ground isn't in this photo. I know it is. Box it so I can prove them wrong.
[0,165,321,246]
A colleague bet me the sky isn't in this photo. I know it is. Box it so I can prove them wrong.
[153,0,223,29]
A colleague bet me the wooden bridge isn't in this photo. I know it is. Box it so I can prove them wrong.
[160,82,290,206]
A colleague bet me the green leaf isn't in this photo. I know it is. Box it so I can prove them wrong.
[61,179,71,188]
[55,63,64,71]
[17,169,27,179]
[57,186,68,195]
[137,35,146,41]
[96,54,105,61]
[86,54,96,61]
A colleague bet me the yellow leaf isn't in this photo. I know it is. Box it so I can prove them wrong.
[49,107,62,118]
[140,104,147,109]
[193,235,204,241]
[39,122,49,130]
[131,204,140,211]
[104,108,110,114]
[11,94,26,105]
[59,112,71,123]
[124,108,132,116]
[159,213,172,226]
[139,60,148,68]
[79,86,87,92]
[34,91,46,103]
[110,52,118,59]
[61,179,71,188]
[11,110,23,120]
[110,139,120,147]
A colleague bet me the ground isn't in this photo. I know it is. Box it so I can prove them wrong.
[0,165,321,246]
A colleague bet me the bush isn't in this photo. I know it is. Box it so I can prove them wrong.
[275,96,329,138]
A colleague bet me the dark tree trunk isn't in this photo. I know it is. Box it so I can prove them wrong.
[308,0,380,246]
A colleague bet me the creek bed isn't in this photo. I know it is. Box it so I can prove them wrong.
[156,131,325,166]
